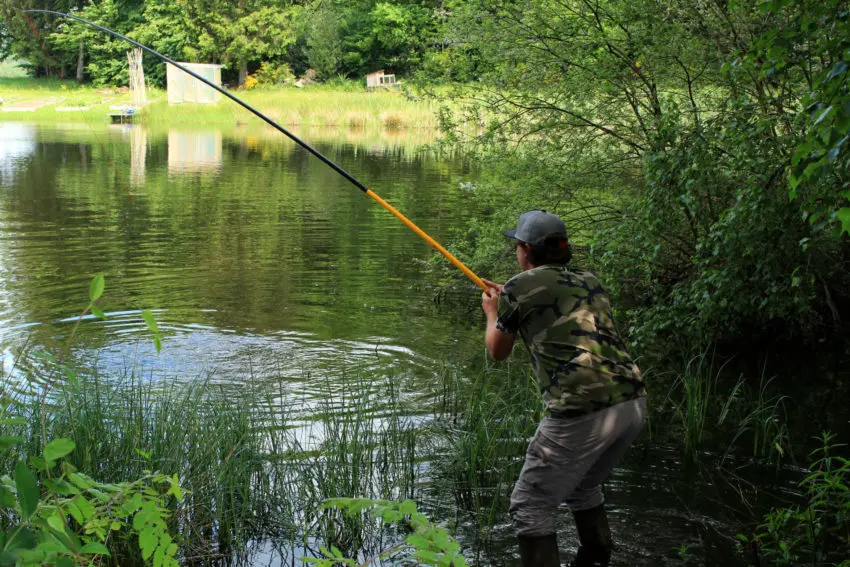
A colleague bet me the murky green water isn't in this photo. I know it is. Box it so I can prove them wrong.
[0,121,482,384]
[0,121,802,566]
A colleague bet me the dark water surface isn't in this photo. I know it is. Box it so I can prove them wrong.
[0,121,480,380]
[0,121,800,566]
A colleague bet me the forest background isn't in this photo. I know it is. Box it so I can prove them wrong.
[6,0,845,362]
[1,0,849,564]
[3,0,850,488]
[0,0,850,474]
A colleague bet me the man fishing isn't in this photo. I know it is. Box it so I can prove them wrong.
[481,210,647,567]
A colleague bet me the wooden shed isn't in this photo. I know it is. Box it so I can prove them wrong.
[365,69,398,88]
[166,62,224,104]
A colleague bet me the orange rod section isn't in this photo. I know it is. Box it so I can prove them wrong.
[366,190,487,291]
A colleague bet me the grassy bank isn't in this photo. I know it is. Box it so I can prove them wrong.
[0,77,453,131]
[2,345,846,565]
[0,60,27,78]
[0,274,840,565]
[1,365,421,565]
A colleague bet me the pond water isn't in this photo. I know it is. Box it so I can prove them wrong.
[0,120,802,566]
[0,121,483,384]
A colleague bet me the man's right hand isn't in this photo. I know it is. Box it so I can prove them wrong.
[482,278,503,293]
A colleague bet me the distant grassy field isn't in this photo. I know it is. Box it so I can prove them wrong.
[0,77,454,130]
[0,59,28,78]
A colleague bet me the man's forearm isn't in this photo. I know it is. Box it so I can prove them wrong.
[485,315,514,360]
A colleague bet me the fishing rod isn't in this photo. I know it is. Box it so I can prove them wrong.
[24,9,487,291]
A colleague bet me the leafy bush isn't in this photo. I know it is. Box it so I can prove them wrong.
[429,0,850,363]
[0,442,184,567]
[738,432,850,566]
[0,274,180,566]
[253,61,295,86]
[303,498,468,567]
[242,74,259,89]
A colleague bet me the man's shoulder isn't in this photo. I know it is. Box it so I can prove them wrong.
[561,267,600,286]
[506,266,597,285]
[503,266,552,294]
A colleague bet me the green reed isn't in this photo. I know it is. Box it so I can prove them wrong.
[427,355,541,552]
[0,335,801,566]
[664,351,790,464]
[0,78,453,131]
[0,359,423,566]
[283,372,419,561]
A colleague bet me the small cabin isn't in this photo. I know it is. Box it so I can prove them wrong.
[166,62,224,104]
[365,69,398,88]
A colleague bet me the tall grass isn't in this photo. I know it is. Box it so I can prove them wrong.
[0,339,804,565]
[0,361,420,565]
[0,78,456,130]
[664,352,790,464]
[427,356,541,556]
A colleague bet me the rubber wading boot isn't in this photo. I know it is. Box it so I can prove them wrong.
[569,505,612,567]
[517,533,561,567]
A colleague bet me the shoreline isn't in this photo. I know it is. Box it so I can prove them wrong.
[0,77,448,130]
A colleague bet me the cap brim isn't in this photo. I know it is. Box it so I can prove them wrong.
[503,230,517,239]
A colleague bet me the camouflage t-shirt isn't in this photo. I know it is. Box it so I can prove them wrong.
[496,265,646,416]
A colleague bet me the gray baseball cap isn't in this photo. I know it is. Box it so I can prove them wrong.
[504,210,568,245]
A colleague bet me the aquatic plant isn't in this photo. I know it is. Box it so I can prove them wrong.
[664,351,790,464]
[738,432,850,566]
[0,273,182,567]
[304,498,468,567]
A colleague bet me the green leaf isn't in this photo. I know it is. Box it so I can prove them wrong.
[416,549,440,563]
[0,485,13,508]
[87,488,110,502]
[43,478,78,496]
[141,310,163,353]
[14,461,39,519]
[139,528,157,560]
[838,208,850,236]
[407,533,431,549]
[167,473,183,500]
[79,542,111,556]
[89,272,105,302]
[141,310,159,333]
[74,495,95,521]
[29,456,48,471]
[56,557,75,567]
[398,499,417,516]
[68,473,93,490]
[90,305,106,319]
[44,438,76,462]
[15,549,46,563]
[47,511,66,533]
[4,526,35,551]
[153,545,165,567]
[66,501,83,524]
[0,436,24,450]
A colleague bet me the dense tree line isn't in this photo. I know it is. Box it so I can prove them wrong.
[0,0,443,85]
[2,0,848,367]
[428,0,849,364]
